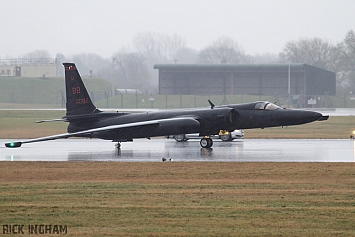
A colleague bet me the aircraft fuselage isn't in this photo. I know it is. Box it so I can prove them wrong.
[67,102,324,141]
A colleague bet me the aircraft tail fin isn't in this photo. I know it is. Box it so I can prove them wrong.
[63,63,101,116]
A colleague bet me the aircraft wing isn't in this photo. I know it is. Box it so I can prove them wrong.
[5,117,200,148]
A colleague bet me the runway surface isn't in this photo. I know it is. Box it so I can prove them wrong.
[1,138,354,162]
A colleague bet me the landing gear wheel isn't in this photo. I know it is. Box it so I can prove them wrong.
[220,133,233,141]
[200,138,213,148]
[174,134,186,142]
[115,142,121,149]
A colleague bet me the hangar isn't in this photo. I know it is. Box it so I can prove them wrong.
[154,64,336,98]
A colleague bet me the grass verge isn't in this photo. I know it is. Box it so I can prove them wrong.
[1,162,355,236]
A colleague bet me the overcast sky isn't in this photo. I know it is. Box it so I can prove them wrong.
[1,0,354,58]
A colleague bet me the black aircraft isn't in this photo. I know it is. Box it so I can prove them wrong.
[5,63,329,149]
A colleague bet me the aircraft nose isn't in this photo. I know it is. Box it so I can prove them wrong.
[316,112,329,121]
[315,112,322,120]
[305,111,322,121]
[282,110,328,126]
[304,111,329,123]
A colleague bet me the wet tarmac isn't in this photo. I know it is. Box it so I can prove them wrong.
[1,138,354,162]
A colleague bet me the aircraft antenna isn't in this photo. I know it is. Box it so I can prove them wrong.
[208,100,215,109]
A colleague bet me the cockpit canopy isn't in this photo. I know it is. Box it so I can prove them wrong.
[255,102,280,110]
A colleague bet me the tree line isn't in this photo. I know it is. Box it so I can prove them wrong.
[22,30,355,95]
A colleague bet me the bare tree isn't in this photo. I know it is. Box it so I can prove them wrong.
[198,37,245,64]
[133,32,187,87]
[55,53,66,76]
[166,33,187,62]
[337,30,355,89]
[71,53,109,76]
[175,47,198,63]
[279,37,338,71]
[198,47,216,63]
[23,50,51,59]
[134,32,162,62]
[112,49,151,90]
[133,32,187,63]
[248,53,280,64]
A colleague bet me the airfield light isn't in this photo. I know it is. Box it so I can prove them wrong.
[351,130,355,140]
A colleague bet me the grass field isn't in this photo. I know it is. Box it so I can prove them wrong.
[1,162,355,236]
[0,110,354,139]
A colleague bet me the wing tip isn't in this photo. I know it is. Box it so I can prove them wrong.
[5,142,22,148]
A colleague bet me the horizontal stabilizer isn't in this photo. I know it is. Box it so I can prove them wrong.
[36,119,67,123]
[63,112,126,121]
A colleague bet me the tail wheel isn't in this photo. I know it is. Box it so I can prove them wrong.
[200,138,213,148]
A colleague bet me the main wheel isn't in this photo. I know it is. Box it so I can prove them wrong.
[220,133,233,141]
[174,134,186,142]
[200,138,213,148]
